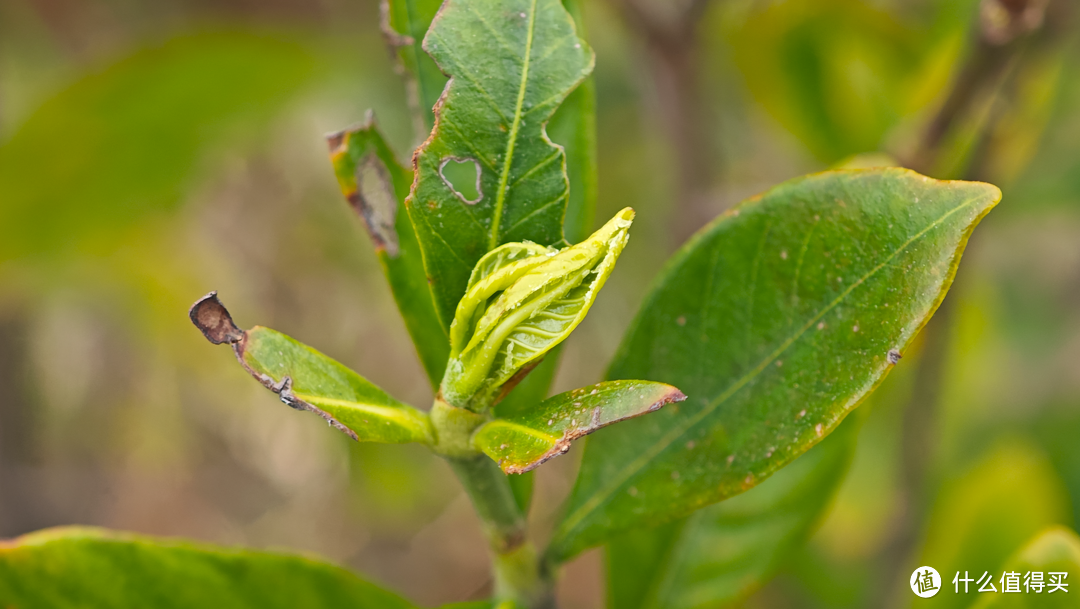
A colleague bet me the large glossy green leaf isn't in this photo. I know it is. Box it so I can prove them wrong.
[189,293,432,445]
[405,0,595,329]
[549,168,1000,561]
[473,380,685,474]
[0,31,314,261]
[0,527,414,608]
[327,114,448,387]
[971,526,1080,609]
[606,410,861,609]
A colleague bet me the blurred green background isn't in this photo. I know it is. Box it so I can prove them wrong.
[1,0,1078,607]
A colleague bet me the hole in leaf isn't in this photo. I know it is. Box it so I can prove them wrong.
[440,157,483,204]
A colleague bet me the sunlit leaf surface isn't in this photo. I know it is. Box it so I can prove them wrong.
[550,168,1000,561]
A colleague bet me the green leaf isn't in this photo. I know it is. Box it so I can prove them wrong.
[383,0,448,133]
[473,380,685,474]
[441,208,634,411]
[971,526,1080,609]
[550,168,1000,561]
[606,411,861,609]
[327,114,449,387]
[547,0,598,244]
[0,527,414,608]
[405,0,595,329]
[189,293,432,445]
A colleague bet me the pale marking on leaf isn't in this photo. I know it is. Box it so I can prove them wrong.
[557,194,985,541]
[439,157,483,205]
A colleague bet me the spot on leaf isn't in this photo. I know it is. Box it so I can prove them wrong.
[354,152,400,256]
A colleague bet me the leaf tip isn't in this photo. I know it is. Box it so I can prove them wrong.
[189,291,244,345]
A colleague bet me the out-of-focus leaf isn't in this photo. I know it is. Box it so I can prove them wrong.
[971,526,1080,609]
[726,0,936,162]
[189,293,431,445]
[405,0,595,329]
[549,168,1000,561]
[473,380,685,474]
[327,115,448,387]
[548,0,598,244]
[384,0,448,133]
[0,527,414,608]
[441,209,633,411]
[0,31,314,261]
[911,440,1070,609]
[606,410,861,609]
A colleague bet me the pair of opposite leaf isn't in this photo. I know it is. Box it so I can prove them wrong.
[189,208,685,474]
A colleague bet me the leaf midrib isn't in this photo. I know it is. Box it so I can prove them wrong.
[555,195,983,547]
[489,0,539,250]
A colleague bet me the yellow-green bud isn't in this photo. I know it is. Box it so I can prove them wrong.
[440,208,635,411]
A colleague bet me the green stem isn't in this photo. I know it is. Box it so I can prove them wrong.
[432,399,555,608]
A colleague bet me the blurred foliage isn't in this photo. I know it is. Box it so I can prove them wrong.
[1,0,1079,607]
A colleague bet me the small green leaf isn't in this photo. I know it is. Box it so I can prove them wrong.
[0,527,414,608]
[405,0,595,329]
[441,208,634,411]
[473,380,685,474]
[971,526,1080,609]
[550,168,1001,561]
[189,293,431,445]
[606,411,861,609]
[327,115,449,387]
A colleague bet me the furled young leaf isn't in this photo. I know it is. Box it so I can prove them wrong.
[405,0,595,329]
[473,380,685,474]
[189,293,431,445]
[441,208,634,411]
[0,527,414,608]
[549,168,1001,561]
[972,526,1080,609]
[327,114,448,387]
[606,411,861,609]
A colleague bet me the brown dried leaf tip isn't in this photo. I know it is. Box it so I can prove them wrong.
[189,292,244,345]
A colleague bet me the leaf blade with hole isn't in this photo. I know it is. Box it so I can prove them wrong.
[327,117,448,387]
[0,527,414,608]
[189,294,432,445]
[473,380,685,474]
[549,168,1000,561]
[405,0,595,329]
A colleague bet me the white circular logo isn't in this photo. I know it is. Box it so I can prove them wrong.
[910,566,941,598]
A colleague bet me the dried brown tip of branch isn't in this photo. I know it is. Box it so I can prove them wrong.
[189,292,244,345]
